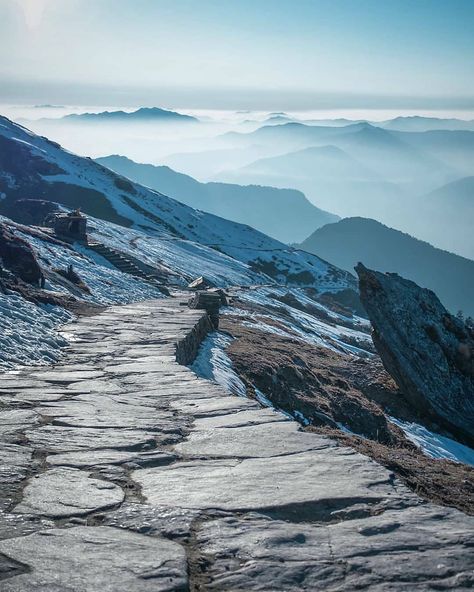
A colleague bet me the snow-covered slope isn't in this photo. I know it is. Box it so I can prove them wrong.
[0,115,354,293]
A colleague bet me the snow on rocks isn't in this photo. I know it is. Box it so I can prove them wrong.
[389,416,474,466]
[0,293,72,370]
[190,331,247,396]
[225,286,373,356]
[16,226,165,305]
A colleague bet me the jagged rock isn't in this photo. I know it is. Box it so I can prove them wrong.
[356,263,474,444]
[53,264,91,293]
[0,222,42,284]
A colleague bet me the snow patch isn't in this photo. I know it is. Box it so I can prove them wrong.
[0,293,73,370]
[389,416,474,466]
[190,332,247,396]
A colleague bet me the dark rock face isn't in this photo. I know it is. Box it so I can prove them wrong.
[0,199,60,226]
[0,222,42,284]
[356,263,474,444]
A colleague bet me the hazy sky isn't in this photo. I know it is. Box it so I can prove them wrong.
[1,0,474,110]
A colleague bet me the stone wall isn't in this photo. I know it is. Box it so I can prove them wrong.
[175,311,214,365]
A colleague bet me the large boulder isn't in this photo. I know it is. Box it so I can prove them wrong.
[0,222,43,284]
[355,263,474,444]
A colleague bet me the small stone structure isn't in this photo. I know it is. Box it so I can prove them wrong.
[52,210,87,242]
[188,291,221,328]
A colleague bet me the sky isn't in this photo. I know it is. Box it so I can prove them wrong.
[1,0,474,111]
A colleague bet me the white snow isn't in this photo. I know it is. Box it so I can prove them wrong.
[223,286,373,356]
[0,217,166,370]
[22,230,164,305]
[389,416,474,466]
[87,216,262,288]
[0,293,72,370]
[190,332,247,396]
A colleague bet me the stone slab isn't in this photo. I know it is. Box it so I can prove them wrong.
[0,526,187,591]
[195,505,474,591]
[135,448,404,512]
[14,468,124,517]
[175,421,335,458]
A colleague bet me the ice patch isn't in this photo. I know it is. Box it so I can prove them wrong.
[389,416,474,466]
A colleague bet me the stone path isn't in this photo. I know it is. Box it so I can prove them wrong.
[0,297,473,591]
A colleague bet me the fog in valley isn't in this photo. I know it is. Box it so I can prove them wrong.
[8,103,473,260]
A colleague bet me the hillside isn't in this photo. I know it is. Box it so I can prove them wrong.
[95,155,338,243]
[412,177,474,259]
[299,217,474,316]
[0,115,354,293]
[423,175,474,208]
[235,144,378,183]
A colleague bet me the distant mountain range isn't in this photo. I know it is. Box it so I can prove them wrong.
[41,107,198,123]
[299,217,474,316]
[0,115,354,293]
[415,177,474,259]
[95,155,338,243]
[379,116,474,132]
[13,112,474,260]
[207,121,473,258]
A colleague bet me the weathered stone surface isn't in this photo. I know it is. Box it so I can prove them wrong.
[101,502,201,539]
[175,421,335,458]
[0,526,188,591]
[169,396,260,417]
[135,448,406,512]
[37,394,177,430]
[0,409,39,441]
[0,444,32,486]
[195,505,474,591]
[192,407,288,429]
[1,294,473,591]
[14,468,124,517]
[356,263,474,443]
[26,425,161,452]
[47,448,176,468]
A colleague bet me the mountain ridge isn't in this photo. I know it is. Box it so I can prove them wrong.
[0,115,354,294]
[96,154,339,243]
[300,217,474,316]
[32,107,198,124]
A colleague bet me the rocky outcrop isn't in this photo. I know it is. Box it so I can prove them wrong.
[356,263,474,444]
[0,222,42,284]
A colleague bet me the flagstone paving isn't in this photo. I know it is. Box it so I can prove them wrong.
[0,297,472,591]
